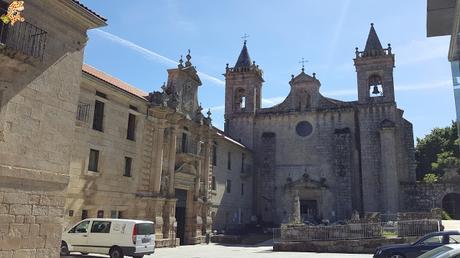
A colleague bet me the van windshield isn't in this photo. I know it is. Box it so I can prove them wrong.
[136,223,154,235]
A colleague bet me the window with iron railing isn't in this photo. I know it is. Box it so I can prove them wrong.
[76,102,90,123]
[0,5,47,60]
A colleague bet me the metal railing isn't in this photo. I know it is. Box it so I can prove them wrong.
[176,138,201,156]
[355,45,392,58]
[0,8,47,60]
[76,102,90,123]
[273,219,440,243]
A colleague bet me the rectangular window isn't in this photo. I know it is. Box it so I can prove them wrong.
[241,183,244,196]
[127,113,136,141]
[212,145,217,166]
[212,176,216,190]
[81,210,88,220]
[76,102,90,122]
[129,105,138,111]
[124,157,132,177]
[110,210,118,218]
[92,100,104,132]
[96,91,107,99]
[135,223,155,235]
[226,180,232,193]
[97,210,104,218]
[227,152,232,170]
[181,133,188,153]
[88,149,100,172]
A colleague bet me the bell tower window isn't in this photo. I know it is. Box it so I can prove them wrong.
[234,88,247,112]
[368,75,383,97]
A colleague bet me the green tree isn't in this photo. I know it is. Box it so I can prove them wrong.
[415,121,459,180]
[422,173,438,184]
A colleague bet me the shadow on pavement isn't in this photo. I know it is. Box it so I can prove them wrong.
[61,254,107,258]
[212,239,274,248]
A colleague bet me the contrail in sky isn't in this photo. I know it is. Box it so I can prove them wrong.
[93,29,225,86]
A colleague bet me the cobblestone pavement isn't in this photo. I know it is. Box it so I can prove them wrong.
[64,243,373,258]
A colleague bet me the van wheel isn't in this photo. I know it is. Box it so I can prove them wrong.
[109,247,124,258]
[60,241,70,256]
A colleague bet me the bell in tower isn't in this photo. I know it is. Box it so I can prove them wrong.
[354,23,395,104]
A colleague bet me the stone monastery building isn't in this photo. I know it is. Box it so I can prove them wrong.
[224,24,416,224]
[0,0,418,255]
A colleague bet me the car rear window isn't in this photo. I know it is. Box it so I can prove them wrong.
[135,223,154,235]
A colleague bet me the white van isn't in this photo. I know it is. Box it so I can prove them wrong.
[61,218,155,258]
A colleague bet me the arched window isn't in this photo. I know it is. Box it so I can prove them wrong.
[368,75,383,97]
[234,88,246,111]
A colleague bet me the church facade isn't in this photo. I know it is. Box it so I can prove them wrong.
[224,24,417,224]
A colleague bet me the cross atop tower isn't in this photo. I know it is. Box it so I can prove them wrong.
[299,58,308,72]
[241,33,250,44]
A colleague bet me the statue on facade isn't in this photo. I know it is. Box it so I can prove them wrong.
[290,190,302,224]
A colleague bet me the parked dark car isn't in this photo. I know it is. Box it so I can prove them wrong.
[373,231,460,258]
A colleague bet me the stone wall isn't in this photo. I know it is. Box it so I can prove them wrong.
[0,1,105,257]
[210,134,254,232]
[401,182,460,212]
[65,72,147,229]
[273,237,418,253]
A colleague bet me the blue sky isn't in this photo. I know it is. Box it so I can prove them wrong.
[80,0,455,139]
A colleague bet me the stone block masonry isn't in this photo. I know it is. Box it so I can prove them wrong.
[0,190,65,257]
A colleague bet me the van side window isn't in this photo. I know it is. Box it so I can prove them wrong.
[91,221,111,233]
[69,221,90,233]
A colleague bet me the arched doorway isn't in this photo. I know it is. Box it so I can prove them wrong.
[442,193,460,219]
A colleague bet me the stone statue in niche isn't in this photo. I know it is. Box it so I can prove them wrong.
[160,174,169,196]
[196,140,204,156]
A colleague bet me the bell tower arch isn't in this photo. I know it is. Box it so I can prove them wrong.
[354,23,395,104]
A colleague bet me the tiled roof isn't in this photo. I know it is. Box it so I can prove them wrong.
[82,64,149,100]
[71,0,107,22]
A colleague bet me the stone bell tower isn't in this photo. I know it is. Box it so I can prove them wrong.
[354,23,395,104]
[224,40,264,147]
[224,41,264,117]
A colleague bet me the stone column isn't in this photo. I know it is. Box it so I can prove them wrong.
[380,126,399,213]
[147,198,166,241]
[195,160,202,198]
[201,139,212,235]
[202,140,211,199]
[168,126,177,196]
[151,123,166,194]
[163,198,178,247]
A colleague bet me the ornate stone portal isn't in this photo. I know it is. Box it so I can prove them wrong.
[139,51,213,246]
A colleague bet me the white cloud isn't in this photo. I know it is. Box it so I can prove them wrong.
[93,29,225,86]
[395,80,451,91]
[262,97,286,107]
[396,38,449,66]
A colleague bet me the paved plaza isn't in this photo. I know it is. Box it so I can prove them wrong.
[64,243,373,258]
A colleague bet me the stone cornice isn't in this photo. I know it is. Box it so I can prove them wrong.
[58,0,107,29]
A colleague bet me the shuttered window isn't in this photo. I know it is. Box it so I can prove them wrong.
[92,100,104,132]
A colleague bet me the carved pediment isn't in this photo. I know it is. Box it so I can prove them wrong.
[285,173,328,190]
